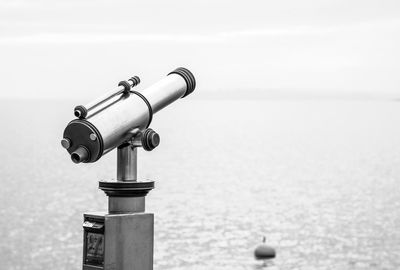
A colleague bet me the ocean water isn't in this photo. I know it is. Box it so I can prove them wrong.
[0,99,399,270]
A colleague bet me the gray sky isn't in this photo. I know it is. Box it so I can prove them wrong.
[1,0,399,99]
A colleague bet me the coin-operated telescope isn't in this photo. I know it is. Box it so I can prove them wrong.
[61,67,196,270]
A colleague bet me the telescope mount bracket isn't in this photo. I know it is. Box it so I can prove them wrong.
[98,128,160,213]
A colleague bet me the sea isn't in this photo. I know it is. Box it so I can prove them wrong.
[0,99,399,270]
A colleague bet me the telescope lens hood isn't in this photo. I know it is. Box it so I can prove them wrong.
[168,67,196,98]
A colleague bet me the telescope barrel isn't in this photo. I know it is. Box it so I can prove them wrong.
[62,67,196,163]
[145,68,195,113]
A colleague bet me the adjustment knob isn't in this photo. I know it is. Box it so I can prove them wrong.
[142,129,160,151]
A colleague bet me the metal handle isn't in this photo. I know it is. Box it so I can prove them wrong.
[74,76,140,119]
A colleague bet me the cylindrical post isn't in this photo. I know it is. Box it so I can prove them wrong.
[117,144,137,181]
[112,143,144,213]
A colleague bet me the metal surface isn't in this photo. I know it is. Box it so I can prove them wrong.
[90,133,97,141]
[117,144,137,181]
[105,213,154,270]
[140,73,187,114]
[77,76,140,119]
[108,197,145,213]
[83,213,106,270]
[71,146,89,163]
[87,73,186,154]
[84,85,126,113]
[87,94,150,154]
[82,212,154,270]
[99,180,154,198]
[63,69,192,163]
[68,69,194,270]
[63,119,104,163]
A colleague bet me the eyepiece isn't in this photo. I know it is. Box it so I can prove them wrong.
[74,105,87,119]
[71,146,90,164]
[168,67,196,98]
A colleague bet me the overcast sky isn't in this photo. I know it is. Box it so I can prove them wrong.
[0,0,399,99]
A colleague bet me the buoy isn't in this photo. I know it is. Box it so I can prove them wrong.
[254,236,276,262]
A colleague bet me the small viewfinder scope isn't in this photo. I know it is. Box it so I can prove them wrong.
[61,67,196,163]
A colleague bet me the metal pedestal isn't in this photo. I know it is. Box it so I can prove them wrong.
[83,142,154,270]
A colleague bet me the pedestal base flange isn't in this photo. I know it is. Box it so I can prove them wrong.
[99,180,154,197]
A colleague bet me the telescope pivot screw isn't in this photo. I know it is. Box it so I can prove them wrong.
[141,129,160,151]
[61,138,71,149]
